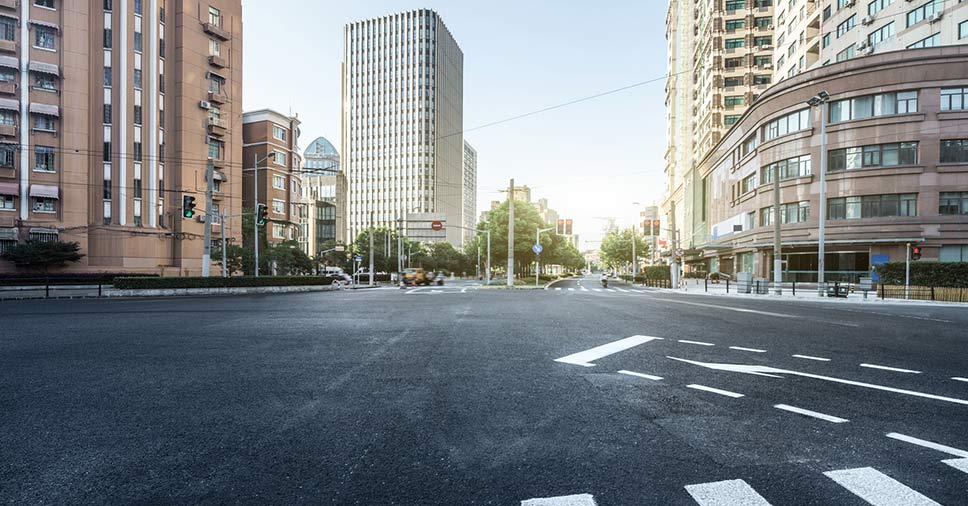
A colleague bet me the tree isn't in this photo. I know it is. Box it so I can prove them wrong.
[213,244,246,276]
[482,199,556,276]
[1,240,85,273]
[263,241,313,275]
[600,230,649,271]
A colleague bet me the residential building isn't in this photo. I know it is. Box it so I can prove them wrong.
[341,9,465,246]
[684,47,968,280]
[0,0,243,275]
[242,109,304,249]
[462,140,477,245]
[301,135,344,256]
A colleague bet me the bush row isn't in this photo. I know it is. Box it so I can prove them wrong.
[873,262,968,288]
[0,273,159,286]
[112,276,338,290]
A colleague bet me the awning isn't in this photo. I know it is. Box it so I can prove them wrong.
[0,98,18,111]
[0,56,18,69]
[212,171,227,181]
[28,61,58,76]
[0,228,15,241]
[29,103,58,116]
[29,184,58,199]
[206,70,226,81]
[0,182,18,196]
[0,13,18,22]
[29,20,59,30]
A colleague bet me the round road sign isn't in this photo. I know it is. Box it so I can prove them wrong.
[431,220,444,231]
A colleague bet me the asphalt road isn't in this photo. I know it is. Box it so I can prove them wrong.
[2,276,967,505]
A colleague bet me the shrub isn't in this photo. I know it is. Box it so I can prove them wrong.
[112,275,338,290]
[0,273,158,286]
[873,262,968,288]
[641,266,671,280]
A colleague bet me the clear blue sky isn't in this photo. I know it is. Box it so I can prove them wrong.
[242,0,668,246]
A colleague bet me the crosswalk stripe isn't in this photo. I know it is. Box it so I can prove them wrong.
[684,479,773,506]
[943,458,968,474]
[824,467,941,506]
[521,493,596,506]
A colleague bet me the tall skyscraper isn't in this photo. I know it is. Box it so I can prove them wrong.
[0,0,243,275]
[341,9,465,246]
[462,140,477,245]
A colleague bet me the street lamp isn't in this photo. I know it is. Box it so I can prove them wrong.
[242,152,276,277]
[806,90,830,296]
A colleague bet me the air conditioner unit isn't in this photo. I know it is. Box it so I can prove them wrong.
[199,100,211,110]
[861,45,875,56]
[845,0,855,6]
[196,215,207,223]
[856,41,869,51]
[760,44,773,50]
[861,15,875,25]
[927,12,943,23]
[764,63,774,69]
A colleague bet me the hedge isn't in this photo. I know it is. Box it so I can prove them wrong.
[112,275,338,290]
[0,273,158,286]
[873,262,968,288]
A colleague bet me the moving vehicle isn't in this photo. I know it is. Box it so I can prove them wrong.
[402,268,445,286]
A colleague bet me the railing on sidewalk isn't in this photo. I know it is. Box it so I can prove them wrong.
[878,284,968,302]
[0,277,108,299]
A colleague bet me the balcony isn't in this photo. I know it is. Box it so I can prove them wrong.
[0,81,14,95]
[206,117,227,136]
[0,0,15,9]
[0,124,16,137]
[203,23,231,41]
[0,39,14,53]
[208,90,228,104]
[208,54,227,68]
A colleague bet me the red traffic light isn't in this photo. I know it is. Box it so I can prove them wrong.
[911,246,922,261]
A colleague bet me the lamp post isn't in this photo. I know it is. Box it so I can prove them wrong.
[242,152,276,277]
[807,90,830,296]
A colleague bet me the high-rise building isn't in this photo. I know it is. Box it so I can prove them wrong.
[301,135,344,256]
[242,109,304,250]
[341,9,465,246]
[462,140,477,245]
[0,0,243,275]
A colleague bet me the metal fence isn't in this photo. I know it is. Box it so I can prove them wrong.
[879,284,968,302]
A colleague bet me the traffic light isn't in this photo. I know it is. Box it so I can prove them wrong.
[182,195,196,219]
[651,220,661,236]
[256,204,268,226]
[565,219,573,235]
[911,246,922,261]
[556,219,564,235]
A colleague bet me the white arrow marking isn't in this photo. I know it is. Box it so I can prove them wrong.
[943,458,968,474]
[554,335,663,367]
[667,357,968,406]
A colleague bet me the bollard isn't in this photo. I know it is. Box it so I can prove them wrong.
[705,278,708,293]
[792,280,796,296]
[726,279,730,293]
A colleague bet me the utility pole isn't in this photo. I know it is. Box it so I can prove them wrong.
[220,211,227,277]
[631,228,637,278]
[669,201,679,289]
[369,211,375,287]
[773,161,783,295]
[808,91,830,296]
[905,242,911,300]
[486,228,491,283]
[202,162,214,277]
[253,153,260,277]
[507,178,515,288]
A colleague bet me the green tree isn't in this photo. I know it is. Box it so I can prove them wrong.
[264,241,314,275]
[1,240,85,273]
[600,229,649,271]
[482,199,557,277]
[213,243,246,276]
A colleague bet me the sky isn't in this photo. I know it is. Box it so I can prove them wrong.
[242,0,668,247]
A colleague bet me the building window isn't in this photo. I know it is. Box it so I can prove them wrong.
[939,245,968,262]
[725,38,745,49]
[34,146,55,172]
[754,36,772,46]
[0,17,14,41]
[272,175,285,189]
[907,32,940,48]
[0,70,13,83]
[724,77,743,87]
[828,194,917,220]
[829,91,918,123]
[272,199,285,214]
[103,141,111,161]
[103,177,111,200]
[273,224,285,239]
[836,45,855,62]
[209,39,221,57]
[760,207,774,227]
[134,31,142,52]
[1,194,14,210]
[207,138,223,159]
[907,0,943,27]
[724,95,744,107]
[754,55,771,66]
[725,20,746,31]
[133,69,142,89]
[940,139,968,163]
[103,67,111,86]
[867,22,894,46]
[34,26,56,50]
[868,0,893,15]
[133,178,142,199]
[32,197,56,212]
[762,155,811,183]
[725,0,746,9]
[103,104,112,124]
[724,115,741,126]
[104,0,112,10]
[961,20,968,39]
[741,173,758,194]
[939,192,968,216]
[941,88,968,111]
[133,105,142,125]
[761,108,810,141]
[837,15,856,37]
[209,74,224,94]
[781,201,810,224]
[272,150,286,165]
[208,6,221,27]
[34,0,54,8]
[103,27,111,48]
[133,0,142,15]
[828,142,918,171]
[133,141,142,161]
[0,110,13,127]
[753,75,771,86]
[725,57,743,68]
[0,143,14,167]
[272,125,287,141]
[33,73,56,91]
[33,114,55,132]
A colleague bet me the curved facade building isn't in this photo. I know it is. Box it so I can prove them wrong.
[303,136,340,173]
[301,136,345,255]
[689,47,968,281]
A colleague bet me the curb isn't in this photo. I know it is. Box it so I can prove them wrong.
[656,287,968,308]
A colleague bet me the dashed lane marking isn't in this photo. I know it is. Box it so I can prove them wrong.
[618,370,663,381]
[684,479,773,506]
[951,377,968,383]
[886,432,968,458]
[651,298,796,318]
[824,467,942,506]
[554,335,663,367]
[792,354,831,362]
[860,364,922,374]
[679,340,715,347]
[521,493,597,506]
[686,384,745,398]
[729,346,767,353]
[774,404,849,423]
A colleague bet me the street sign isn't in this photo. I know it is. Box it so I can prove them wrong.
[354,255,363,262]
[676,248,684,257]
[431,220,443,231]
[532,244,543,255]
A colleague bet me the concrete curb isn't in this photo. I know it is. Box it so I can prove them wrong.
[104,285,336,298]
[658,287,968,308]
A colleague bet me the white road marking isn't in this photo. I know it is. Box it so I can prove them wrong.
[652,298,796,318]
[774,404,849,423]
[824,467,941,506]
[792,354,831,362]
[554,335,663,367]
[679,340,715,347]
[951,377,968,383]
[555,287,562,291]
[670,357,968,406]
[942,458,968,474]
[521,493,597,506]
[886,432,968,458]
[860,364,922,374]
[618,370,663,381]
[686,384,745,398]
[605,288,616,292]
[580,286,588,291]
[729,346,767,353]
[684,479,773,506]
[592,288,602,292]
[615,288,629,292]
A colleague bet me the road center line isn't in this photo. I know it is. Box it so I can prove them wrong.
[792,354,831,362]
[685,479,773,506]
[521,493,597,506]
[774,404,849,423]
[886,432,968,458]
[686,384,745,398]
[652,298,796,318]
[554,335,663,367]
[860,364,922,374]
[618,370,663,381]
[729,346,767,353]
[824,467,941,506]
[679,340,715,347]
